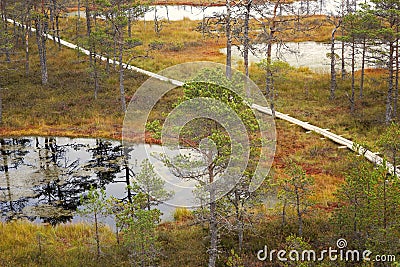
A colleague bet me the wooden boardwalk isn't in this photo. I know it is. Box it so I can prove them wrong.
[7,18,399,177]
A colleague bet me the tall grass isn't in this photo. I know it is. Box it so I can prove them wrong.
[0,221,121,267]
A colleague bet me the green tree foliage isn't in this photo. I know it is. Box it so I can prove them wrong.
[93,0,147,111]
[0,30,13,61]
[156,67,262,267]
[279,161,314,237]
[257,60,292,117]
[78,187,108,259]
[366,0,400,123]
[334,157,400,257]
[283,235,313,267]
[341,11,380,103]
[226,249,244,267]
[377,122,400,175]
[110,192,161,267]
[135,158,174,210]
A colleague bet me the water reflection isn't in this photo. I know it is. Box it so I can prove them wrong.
[0,137,129,224]
[220,42,380,72]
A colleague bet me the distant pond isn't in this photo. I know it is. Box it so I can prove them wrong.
[66,1,341,21]
[0,137,182,224]
[221,42,381,73]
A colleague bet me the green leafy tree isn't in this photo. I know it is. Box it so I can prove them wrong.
[367,0,400,123]
[257,60,292,117]
[156,68,261,267]
[94,0,147,111]
[279,161,314,237]
[342,11,380,99]
[135,159,174,210]
[126,208,161,266]
[110,191,161,267]
[377,122,400,176]
[333,156,375,248]
[334,157,400,257]
[283,235,313,267]
[78,187,109,259]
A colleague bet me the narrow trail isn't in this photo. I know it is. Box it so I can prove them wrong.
[7,18,399,177]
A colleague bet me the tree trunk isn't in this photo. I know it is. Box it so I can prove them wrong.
[125,163,133,204]
[296,189,303,236]
[243,1,251,97]
[243,0,251,79]
[40,21,48,85]
[265,2,279,117]
[154,6,162,36]
[0,0,6,24]
[281,198,287,237]
[208,170,217,267]
[1,1,10,63]
[330,23,340,100]
[85,0,92,65]
[165,5,170,23]
[234,190,243,253]
[385,43,394,124]
[25,21,29,76]
[94,56,99,99]
[394,37,399,119]
[266,65,275,118]
[106,53,110,74]
[77,0,81,58]
[50,0,56,46]
[319,0,323,14]
[359,37,366,98]
[341,29,346,80]
[238,219,243,253]
[94,212,100,259]
[113,28,117,71]
[118,32,126,112]
[225,0,232,79]
[55,13,61,49]
[350,39,355,113]
[12,0,18,47]
[35,17,48,85]
[128,9,132,38]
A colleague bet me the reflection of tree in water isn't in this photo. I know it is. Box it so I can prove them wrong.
[0,138,31,220]
[85,140,136,203]
[85,142,136,202]
[33,138,125,225]
[85,139,124,187]
[0,137,127,225]
[32,137,91,224]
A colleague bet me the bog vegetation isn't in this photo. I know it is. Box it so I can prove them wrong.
[0,0,400,266]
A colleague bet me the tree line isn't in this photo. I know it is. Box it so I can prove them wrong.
[328,0,400,123]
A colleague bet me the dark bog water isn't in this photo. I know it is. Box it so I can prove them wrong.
[0,136,177,224]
